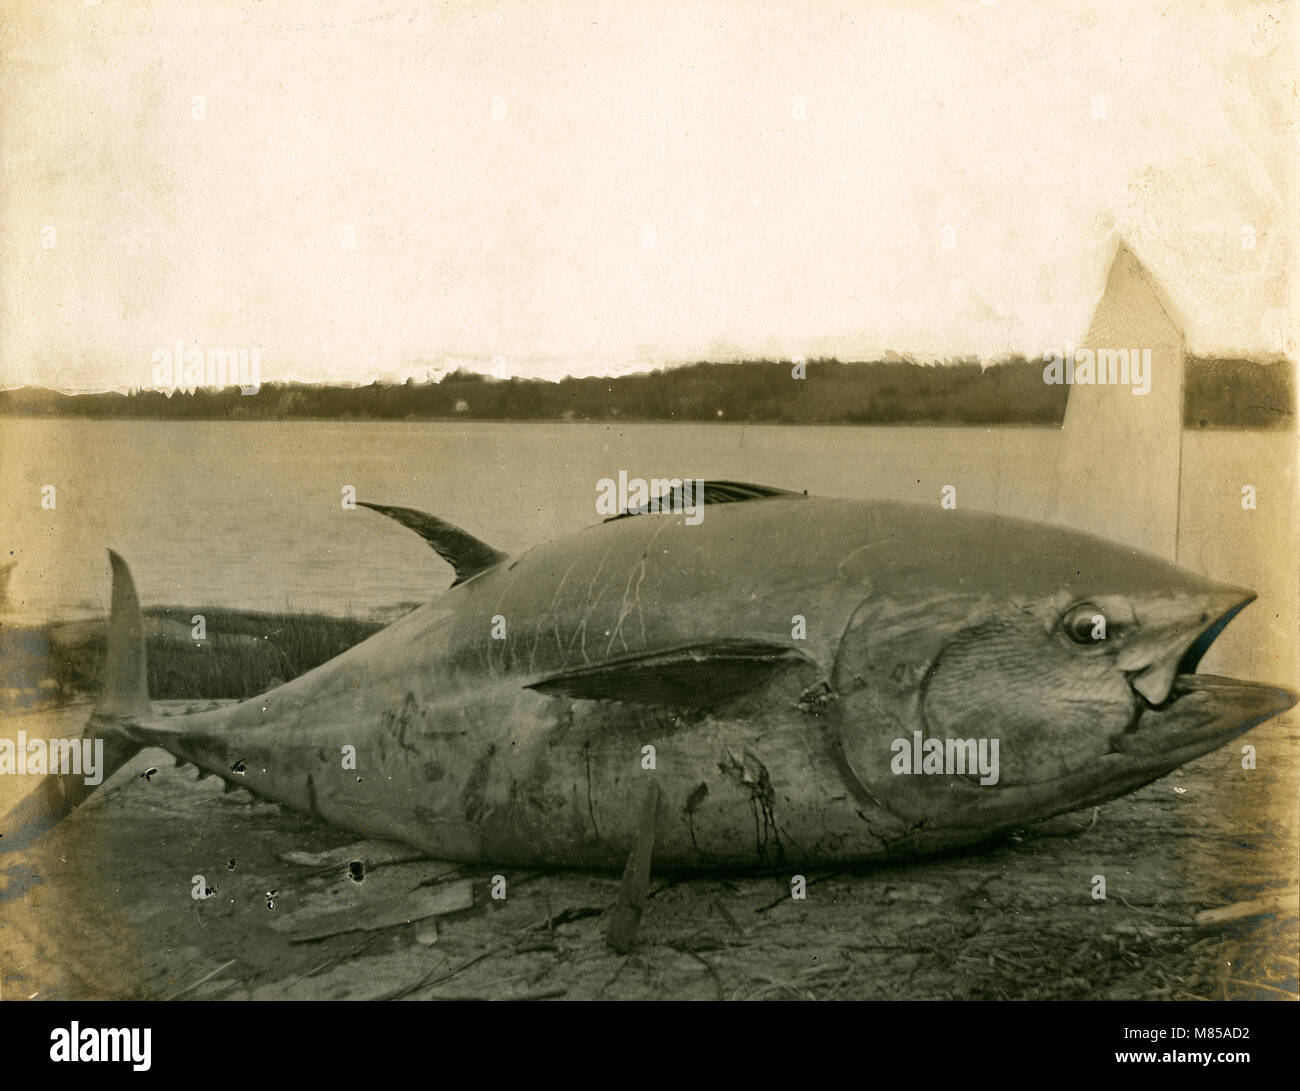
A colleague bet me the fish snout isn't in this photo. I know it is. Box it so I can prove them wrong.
[1116,587,1256,706]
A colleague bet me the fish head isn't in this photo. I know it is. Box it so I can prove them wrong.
[830,516,1296,844]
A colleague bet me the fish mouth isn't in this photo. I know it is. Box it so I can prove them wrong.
[1114,592,1296,763]
[1114,673,1297,763]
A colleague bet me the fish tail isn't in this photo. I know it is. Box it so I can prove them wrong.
[1,551,148,852]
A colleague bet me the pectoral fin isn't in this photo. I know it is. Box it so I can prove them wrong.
[526,640,812,708]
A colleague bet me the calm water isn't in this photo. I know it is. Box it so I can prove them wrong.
[1,419,1294,679]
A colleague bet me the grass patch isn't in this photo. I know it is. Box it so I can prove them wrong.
[0,605,388,709]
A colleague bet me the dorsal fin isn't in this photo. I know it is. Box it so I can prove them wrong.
[605,479,804,522]
[359,502,507,586]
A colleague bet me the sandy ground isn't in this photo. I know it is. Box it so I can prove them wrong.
[1,700,1296,1001]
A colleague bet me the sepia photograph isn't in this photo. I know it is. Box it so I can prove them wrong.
[0,0,1296,1053]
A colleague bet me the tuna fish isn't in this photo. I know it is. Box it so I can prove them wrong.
[5,483,1295,871]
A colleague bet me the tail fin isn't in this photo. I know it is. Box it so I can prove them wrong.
[1,551,147,853]
[96,550,151,720]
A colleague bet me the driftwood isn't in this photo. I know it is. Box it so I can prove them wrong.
[1195,888,1299,930]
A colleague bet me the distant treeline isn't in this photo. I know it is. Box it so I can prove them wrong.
[0,357,1292,428]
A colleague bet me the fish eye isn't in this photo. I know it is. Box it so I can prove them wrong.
[1063,603,1107,645]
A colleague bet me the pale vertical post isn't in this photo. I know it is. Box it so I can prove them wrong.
[1049,242,1185,559]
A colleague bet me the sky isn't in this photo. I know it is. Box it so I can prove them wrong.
[1,0,1294,391]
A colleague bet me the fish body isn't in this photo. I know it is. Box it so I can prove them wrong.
[7,488,1296,870]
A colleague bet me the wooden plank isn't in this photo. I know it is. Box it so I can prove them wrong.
[272,878,475,942]
[271,861,463,926]
[279,839,429,870]
[605,780,659,954]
